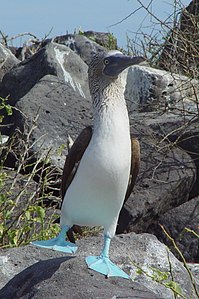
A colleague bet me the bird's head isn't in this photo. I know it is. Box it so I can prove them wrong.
[88,50,145,80]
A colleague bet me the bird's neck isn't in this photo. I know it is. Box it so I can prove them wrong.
[91,78,130,137]
[92,76,125,109]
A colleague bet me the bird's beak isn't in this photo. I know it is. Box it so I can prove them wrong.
[103,54,145,77]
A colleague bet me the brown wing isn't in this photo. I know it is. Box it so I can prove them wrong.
[124,136,140,203]
[116,136,140,234]
[61,126,92,243]
[61,126,92,200]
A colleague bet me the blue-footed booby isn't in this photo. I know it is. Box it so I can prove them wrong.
[31,50,144,279]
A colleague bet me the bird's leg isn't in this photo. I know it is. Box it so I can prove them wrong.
[101,234,111,258]
[85,235,129,279]
[31,224,78,254]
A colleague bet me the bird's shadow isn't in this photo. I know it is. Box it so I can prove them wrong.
[0,256,74,299]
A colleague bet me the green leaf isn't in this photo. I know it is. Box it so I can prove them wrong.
[136,268,143,275]
[165,281,182,295]
[0,224,4,235]
[13,236,18,246]
[151,268,169,282]
[5,209,11,219]
[36,206,45,220]
[5,104,13,116]
[25,210,31,221]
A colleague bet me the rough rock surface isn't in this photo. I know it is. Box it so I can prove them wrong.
[125,65,199,113]
[126,65,199,204]
[0,43,19,82]
[147,196,199,263]
[1,41,90,105]
[0,42,92,166]
[15,74,92,167]
[117,118,196,234]
[163,120,199,199]
[143,112,199,199]
[158,0,199,76]
[82,31,117,49]
[53,33,110,65]
[0,233,198,299]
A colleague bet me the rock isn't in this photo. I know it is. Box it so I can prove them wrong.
[189,263,199,287]
[117,118,196,234]
[1,41,90,105]
[121,64,199,233]
[83,31,117,50]
[143,111,199,199]
[147,196,199,263]
[0,256,8,266]
[53,33,106,65]
[0,233,198,299]
[0,43,19,82]
[9,32,112,64]
[145,113,199,199]
[15,74,92,168]
[125,233,199,299]
[165,120,199,199]
[0,42,92,167]
[125,65,199,113]
[158,0,199,77]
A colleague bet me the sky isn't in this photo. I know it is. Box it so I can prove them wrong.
[0,0,191,50]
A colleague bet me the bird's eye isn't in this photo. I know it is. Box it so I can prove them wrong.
[104,59,109,65]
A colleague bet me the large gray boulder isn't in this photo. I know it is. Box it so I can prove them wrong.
[0,233,198,299]
[53,32,109,65]
[125,65,199,113]
[125,65,199,200]
[1,41,90,104]
[0,42,92,166]
[157,0,199,76]
[119,64,199,235]
[117,117,196,233]
[147,114,199,199]
[15,74,92,167]
[147,196,199,263]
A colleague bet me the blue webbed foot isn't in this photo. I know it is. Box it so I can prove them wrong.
[86,255,129,279]
[31,237,77,253]
[31,225,78,254]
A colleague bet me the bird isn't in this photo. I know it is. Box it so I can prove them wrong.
[62,126,140,242]
[31,50,144,279]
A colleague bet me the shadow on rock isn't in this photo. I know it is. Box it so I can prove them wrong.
[0,256,73,299]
